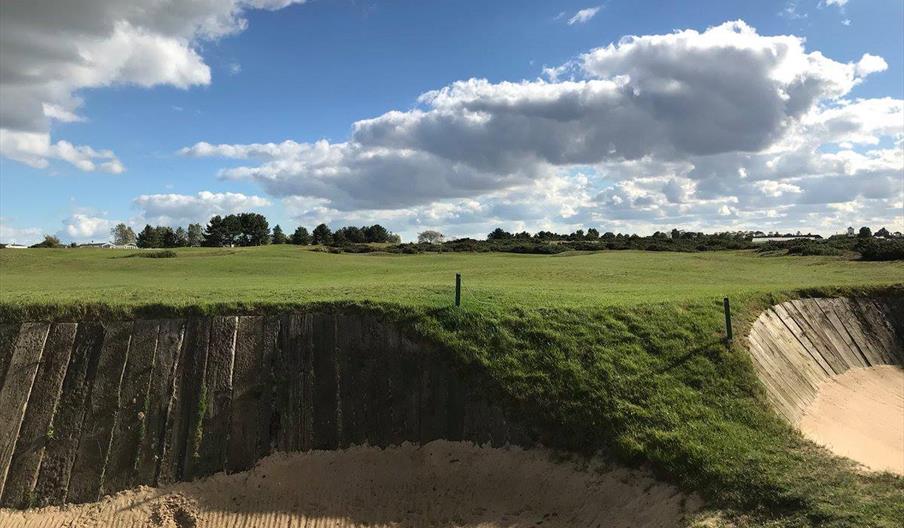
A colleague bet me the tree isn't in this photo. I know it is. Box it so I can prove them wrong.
[363,224,390,243]
[238,213,270,246]
[137,225,163,248]
[876,227,891,238]
[271,225,288,244]
[222,214,243,246]
[312,223,332,245]
[586,228,600,240]
[858,226,872,238]
[387,233,401,244]
[203,216,227,247]
[111,223,137,245]
[671,228,681,240]
[175,226,189,247]
[160,227,178,248]
[487,228,513,240]
[30,235,61,248]
[187,223,203,247]
[418,230,445,244]
[291,226,311,245]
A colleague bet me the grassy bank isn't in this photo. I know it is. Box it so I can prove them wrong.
[1,246,902,526]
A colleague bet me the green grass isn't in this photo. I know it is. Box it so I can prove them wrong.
[1,245,903,526]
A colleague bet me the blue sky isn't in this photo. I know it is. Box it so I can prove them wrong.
[1,0,902,244]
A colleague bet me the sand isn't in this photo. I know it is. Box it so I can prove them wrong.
[0,440,701,528]
[799,365,904,475]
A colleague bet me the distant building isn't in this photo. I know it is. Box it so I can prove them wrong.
[847,226,855,237]
[1,243,28,249]
[78,242,138,249]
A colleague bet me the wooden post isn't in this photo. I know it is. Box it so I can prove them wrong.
[455,273,461,307]
[723,297,733,344]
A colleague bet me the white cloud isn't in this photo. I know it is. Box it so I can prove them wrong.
[0,219,43,246]
[181,21,902,236]
[855,53,888,77]
[826,0,848,7]
[567,6,601,25]
[61,213,118,241]
[0,0,306,172]
[133,191,271,226]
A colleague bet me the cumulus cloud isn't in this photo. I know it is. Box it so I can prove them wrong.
[181,20,902,235]
[0,0,306,171]
[60,213,118,241]
[133,191,271,226]
[0,219,43,246]
[567,7,601,25]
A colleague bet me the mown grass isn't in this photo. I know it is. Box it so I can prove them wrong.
[0,245,902,526]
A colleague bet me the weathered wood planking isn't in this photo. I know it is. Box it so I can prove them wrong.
[746,297,903,425]
[0,323,50,499]
[1,323,76,508]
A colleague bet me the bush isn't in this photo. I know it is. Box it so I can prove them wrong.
[857,238,904,261]
[130,250,177,258]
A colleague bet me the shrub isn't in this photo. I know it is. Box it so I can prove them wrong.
[130,250,177,258]
[857,238,904,261]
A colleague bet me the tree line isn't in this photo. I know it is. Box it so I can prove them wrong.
[111,213,400,248]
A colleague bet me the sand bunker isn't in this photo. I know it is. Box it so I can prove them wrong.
[0,440,701,528]
[799,365,904,475]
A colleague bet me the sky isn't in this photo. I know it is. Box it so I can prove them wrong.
[0,0,902,244]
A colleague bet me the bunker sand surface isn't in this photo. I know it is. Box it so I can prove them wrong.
[0,441,702,528]
[800,365,904,475]
[746,296,904,475]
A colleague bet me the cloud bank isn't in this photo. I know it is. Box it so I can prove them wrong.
[0,0,305,172]
[178,20,901,236]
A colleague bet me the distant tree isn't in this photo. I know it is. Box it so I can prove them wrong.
[111,223,137,245]
[875,227,891,238]
[30,235,61,248]
[291,226,311,245]
[602,232,616,239]
[161,227,179,248]
[586,228,600,240]
[336,226,365,243]
[418,230,445,244]
[271,224,288,244]
[571,229,585,241]
[137,225,163,248]
[187,223,203,247]
[312,223,332,245]
[363,224,390,243]
[487,228,513,241]
[203,216,227,247]
[514,231,532,240]
[387,233,401,244]
[174,226,189,247]
[858,226,872,238]
[671,228,681,240]
[238,213,270,246]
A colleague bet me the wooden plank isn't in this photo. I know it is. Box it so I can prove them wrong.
[850,298,897,363]
[135,319,184,486]
[829,299,880,366]
[32,323,104,506]
[275,314,304,452]
[176,319,212,482]
[337,314,367,448]
[815,299,868,368]
[66,321,132,504]
[0,324,20,393]
[311,313,340,450]
[103,320,159,495]
[772,303,833,377]
[226,316,272,472]
[786,300,848,375]
[0,323,50,499]
[158,318,208,485]
[192,316,237,478]
[1,323,76,508]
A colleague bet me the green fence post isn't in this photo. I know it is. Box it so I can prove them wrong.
[723,297,733,344]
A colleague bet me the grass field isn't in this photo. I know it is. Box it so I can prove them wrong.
[1,245,901,311]
[1,246,903,527]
